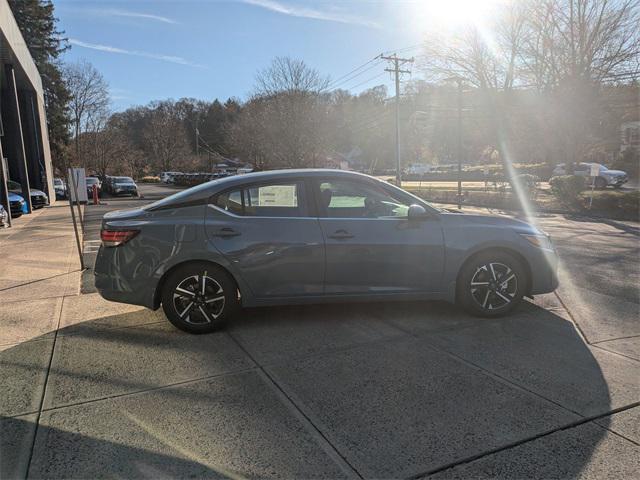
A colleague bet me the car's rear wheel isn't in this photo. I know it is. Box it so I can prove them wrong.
[457,251,527,317]
[161,263,239,333]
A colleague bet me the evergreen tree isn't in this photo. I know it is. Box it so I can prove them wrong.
[8,0,70,171]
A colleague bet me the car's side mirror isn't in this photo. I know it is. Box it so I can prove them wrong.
[407,204,428,220]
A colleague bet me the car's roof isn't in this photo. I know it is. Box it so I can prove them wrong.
[213,168,374,187]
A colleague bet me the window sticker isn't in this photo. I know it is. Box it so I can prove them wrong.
[257,185,297,207]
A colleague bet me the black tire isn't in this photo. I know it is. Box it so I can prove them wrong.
[161,262,239,333]
[457,251,527,317]
[594,177,607,189]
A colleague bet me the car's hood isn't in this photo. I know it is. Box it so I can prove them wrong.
[441,211,541,234]
[603,169,626,176]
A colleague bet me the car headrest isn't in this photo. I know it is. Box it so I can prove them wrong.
[320,189,332,208]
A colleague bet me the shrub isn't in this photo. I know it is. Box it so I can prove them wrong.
[140,176,160,183]
[511,174,540,200]
[549,175,585,207]
[584,190,640,219]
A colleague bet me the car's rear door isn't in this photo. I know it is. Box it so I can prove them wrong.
[313,177,445,295]
[205,178,325,298]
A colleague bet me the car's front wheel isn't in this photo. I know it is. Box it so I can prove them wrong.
[161,263,239,333]
[457,251,527,317]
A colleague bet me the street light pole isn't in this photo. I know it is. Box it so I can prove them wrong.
[456,80,463,209]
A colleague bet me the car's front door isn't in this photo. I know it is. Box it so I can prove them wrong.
[205,179,325,298]
[314,177,445,295]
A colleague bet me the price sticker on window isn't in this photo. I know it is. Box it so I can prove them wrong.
[258,185,297,207]
[590,164,600,177]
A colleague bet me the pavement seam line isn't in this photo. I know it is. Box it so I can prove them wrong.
[591,334,640,345]
[406,400,640,480]
[0,269,84,292]
[590,417,640,447]
[38,366,260,414]
[590,343,640,364]
[226,330,364,480]
[552,290,591,344]
[24,294,65,480]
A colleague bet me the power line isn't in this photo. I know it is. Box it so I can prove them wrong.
[327,60,385,91]
[325,55,382,91]
[346,71,389,91]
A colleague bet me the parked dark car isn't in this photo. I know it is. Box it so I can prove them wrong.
[7,180,49,209]
[86,176,102,198]
[8,192,27,218]
[95,170,559,334]
[54,178,67,199]
[108,176,138,196]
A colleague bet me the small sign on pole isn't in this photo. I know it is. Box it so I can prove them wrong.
[589,163,599,209]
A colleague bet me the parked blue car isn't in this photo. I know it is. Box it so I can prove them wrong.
[7,192,28,218]
[95,169,558,333]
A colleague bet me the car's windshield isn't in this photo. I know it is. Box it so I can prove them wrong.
[54,179,63,186]
[114,177,134,184]
[7,180,21,190]
[86,178,99,184]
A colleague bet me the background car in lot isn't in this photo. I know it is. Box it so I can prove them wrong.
[107,176,138,196]
[7,180,49,208]
[552,162,628,188]
[86,176,102,198]
[54,177,67,199]
[7,192,27,218]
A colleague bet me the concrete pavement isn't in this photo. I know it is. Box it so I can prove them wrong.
[1,186,638,479]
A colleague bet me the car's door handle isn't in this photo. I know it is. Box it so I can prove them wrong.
[213,227,241,238]
[328,229,354,239]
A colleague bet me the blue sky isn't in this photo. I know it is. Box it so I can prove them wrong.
[55,0,432,110]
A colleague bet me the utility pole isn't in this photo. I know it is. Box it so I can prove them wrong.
[456,79,463,209]
[381,54,414,186]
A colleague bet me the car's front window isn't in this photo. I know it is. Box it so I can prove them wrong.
[319,179,411,218]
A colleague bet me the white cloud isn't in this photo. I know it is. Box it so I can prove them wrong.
[105,9,177,24]
[88,8,178,24]
[240,0,380,28]
[69,39,206,69]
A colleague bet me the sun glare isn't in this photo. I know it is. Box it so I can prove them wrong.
[410,0,500,32]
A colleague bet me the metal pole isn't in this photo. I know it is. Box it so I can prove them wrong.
[67,171,85,270]
[68,167,83,227]
[457,80,463,209]
[394,57,401,186]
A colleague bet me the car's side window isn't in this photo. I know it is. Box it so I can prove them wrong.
[213,181,308,217]
[318,179,410,218]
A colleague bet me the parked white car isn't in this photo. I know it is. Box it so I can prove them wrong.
[160,171,181,184]
[404,164,432,175]
[552,162,628,188]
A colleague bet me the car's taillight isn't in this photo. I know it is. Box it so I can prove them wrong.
[100,229,139,247]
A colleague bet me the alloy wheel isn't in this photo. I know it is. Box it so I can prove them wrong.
[470,262,518,310]
[172,271,225,324]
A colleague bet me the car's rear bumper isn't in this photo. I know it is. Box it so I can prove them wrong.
[94,245,157,308]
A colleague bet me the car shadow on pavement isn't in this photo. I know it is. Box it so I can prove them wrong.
[1,300,629,479]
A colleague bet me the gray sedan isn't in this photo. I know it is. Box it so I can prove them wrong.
[95,169,558,333]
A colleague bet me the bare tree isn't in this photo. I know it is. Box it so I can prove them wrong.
[254,57,330,96]
[64,59,110,167]
[142,101,191,172]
